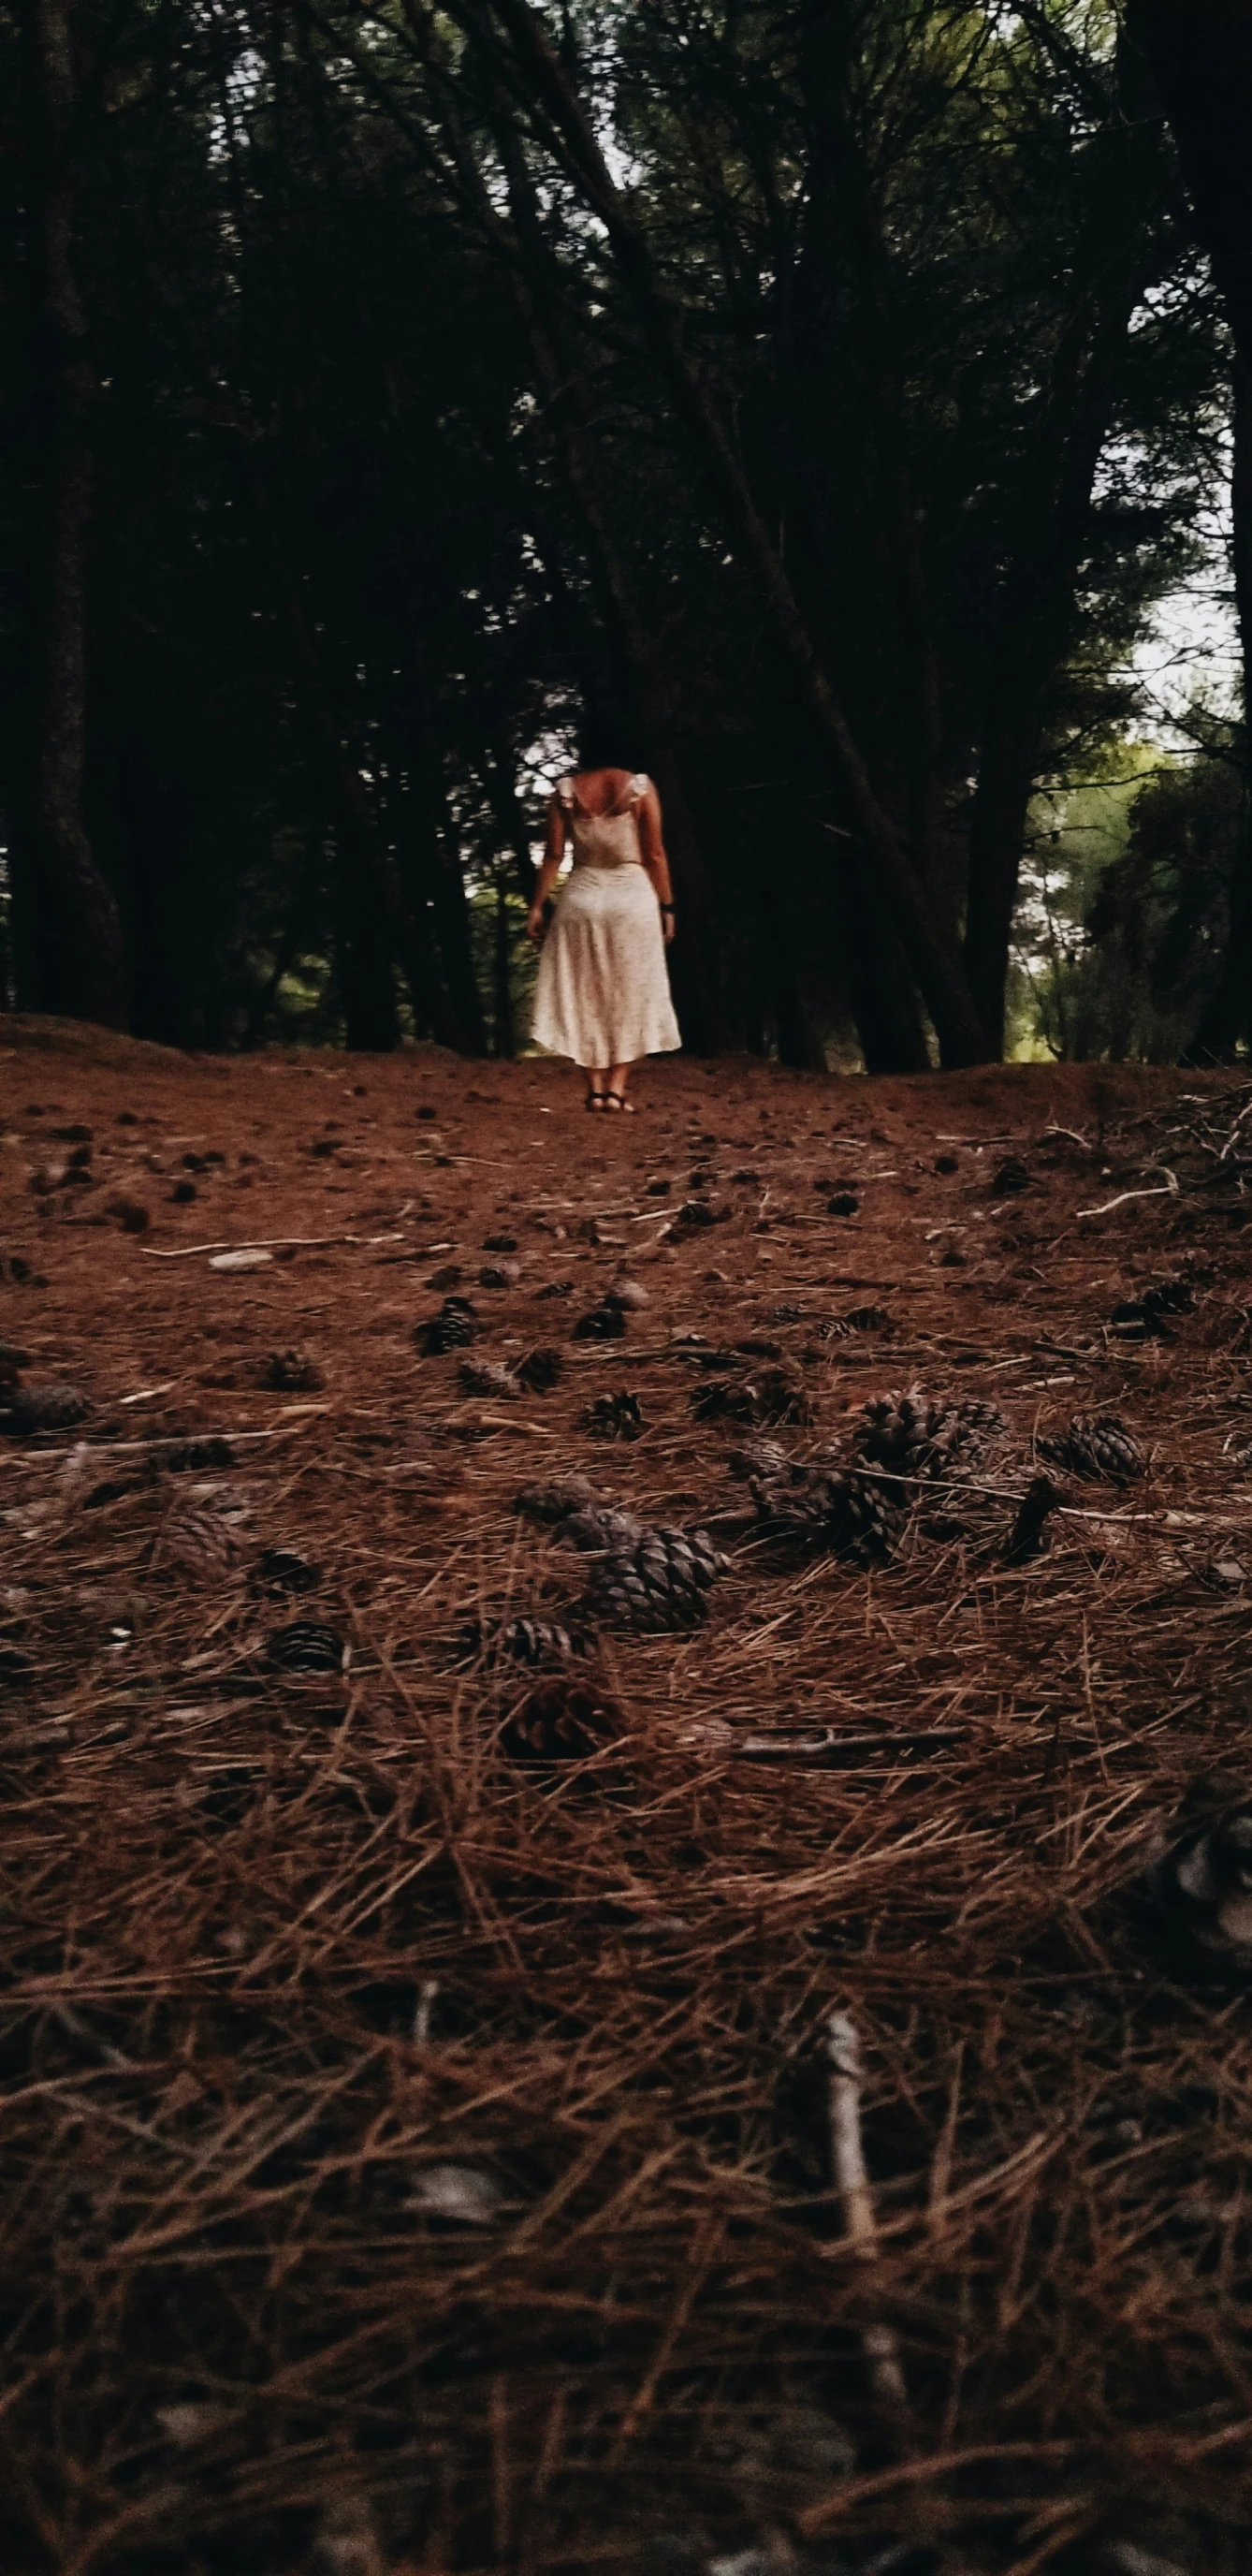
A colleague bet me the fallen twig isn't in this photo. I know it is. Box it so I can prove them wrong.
[823,2010,910,2422]
[1075,1172,1178,1219]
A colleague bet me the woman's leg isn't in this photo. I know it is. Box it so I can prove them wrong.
[603,1061,635,1109]
[586,1066,609,1107]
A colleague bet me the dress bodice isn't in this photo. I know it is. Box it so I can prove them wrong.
[557,772,650,870]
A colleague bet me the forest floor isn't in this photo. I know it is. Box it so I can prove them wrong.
[3,1019,1252,2576]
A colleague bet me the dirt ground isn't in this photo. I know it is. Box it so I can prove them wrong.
[3,1020,1252,2576]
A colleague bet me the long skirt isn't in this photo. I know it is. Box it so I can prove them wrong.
[531,866,681,1068]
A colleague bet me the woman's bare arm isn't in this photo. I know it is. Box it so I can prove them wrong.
[526,797,568,943]
[636,783,676,941]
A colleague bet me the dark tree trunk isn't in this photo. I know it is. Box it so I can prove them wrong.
[333,834,400,1051]
[1187,356,1252,1059]
[115,757,201,1046]
[795,5,944,888]
[835,854,931,1074]
[964,80,1167,1054]
[1126,0,1252,369]
[493,871,515,1058]
[18,0,127,1027]
[405,652,489,1056]
[252,476,463,1049]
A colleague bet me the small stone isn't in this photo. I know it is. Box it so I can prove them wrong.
[408,2163,505,2224]
[605,1277,649,1310]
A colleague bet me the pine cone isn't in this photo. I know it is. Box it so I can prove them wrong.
[483,1233,517,1253]
[825,1304,895,1339]
[105,1194,151,1233]
[1039,1413,1145,1484]
[989,1156,1032,1194]
[479,1260,521,1289]
[254,1546,321,1596]
[1003,1475,1064,1564]
[1143,1807,1252,1967]
[499,1670,623,1760]
[692,1367,810,1427]
[2,1383,91,1435]
[1110,1271,1195,1341]
[266,1622,346,1675]
[669,1199,726,1233]
[147,1436,236,1474]
[573,1300,626,1342]
[827,1192,859,1217]
[584,1390,646,1441]
[416,1298,478,1356]
[582,1525,728,1634]
[726,1436,793,1484]
[513,1345,563,1392]
[854,1386,1006,1486]
[558,1503,648,1554]
[462,1615,586,1668]
[769,1304,808,1323]
[153,1500,239,1580]
[261,1347,325,1393]
[458,1359,519,1401]
[747,1460,900,1566]
[514,1477,600,1525]
[853,1384,938,1475]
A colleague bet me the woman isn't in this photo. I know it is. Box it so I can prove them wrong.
[527,763,680,1109]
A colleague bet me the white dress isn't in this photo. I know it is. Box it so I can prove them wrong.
[531,772,682,1068]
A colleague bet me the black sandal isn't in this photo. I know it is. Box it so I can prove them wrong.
[586,1092,605,1110]
[603,1091,634,1113]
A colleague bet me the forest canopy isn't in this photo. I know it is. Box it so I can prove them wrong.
[1,0,1247,1071]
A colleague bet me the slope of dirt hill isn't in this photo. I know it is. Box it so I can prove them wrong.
[2,1023,1251,2576]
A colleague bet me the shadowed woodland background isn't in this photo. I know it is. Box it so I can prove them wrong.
[2,0,1250,1071]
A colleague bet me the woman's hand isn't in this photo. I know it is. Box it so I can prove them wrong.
[525,905,546,946]
[660,904,676,945]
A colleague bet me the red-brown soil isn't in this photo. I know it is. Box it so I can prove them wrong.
[2,1021,1251,2576]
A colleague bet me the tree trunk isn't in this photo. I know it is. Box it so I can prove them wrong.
[251,472,466,1048]
[794,5,944,887]
[333,832,401,1051]
[842,862,933,1074]
[493,871,516,1058]
[18,0,127,1028]
[964,86,1167,1054]
[1126,0,1252,369]
[1187,355,1252,1059]
[471,0,989,1066]
[404,653,489,1056]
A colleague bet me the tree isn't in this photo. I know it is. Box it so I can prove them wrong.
[14,0,126,1024]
